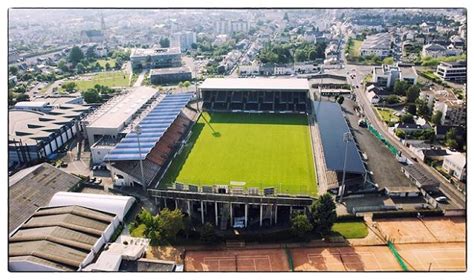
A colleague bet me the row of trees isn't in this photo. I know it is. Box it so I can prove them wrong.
[81,84,115,103]
[259,41,327,64]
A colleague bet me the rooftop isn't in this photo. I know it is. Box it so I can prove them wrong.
[200,78,310,91]
[150,66,191,75]
[401,164,439,188]
[85,87,157,130]
[131,47,181,58]
[9,163,81,233]
[9,205,116,271]
[361,33,391,50]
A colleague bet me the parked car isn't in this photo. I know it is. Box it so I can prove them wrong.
[435,196,448,203]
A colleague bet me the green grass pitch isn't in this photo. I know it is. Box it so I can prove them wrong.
[160,112,318,196]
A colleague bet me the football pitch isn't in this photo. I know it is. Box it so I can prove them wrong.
[160,112,318,196]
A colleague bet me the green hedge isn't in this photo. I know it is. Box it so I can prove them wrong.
[373,209,443,219]
[336,214,364,222]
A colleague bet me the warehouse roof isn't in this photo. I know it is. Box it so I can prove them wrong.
[85,87,157,130]
[9,205,116,271]
[9,163,81,233]
[401,164,440,188]
[48,192,136,222]
[200,78,310,91]
[314,101,366,174]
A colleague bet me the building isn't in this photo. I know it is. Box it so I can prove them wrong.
[372,63,418,88]
[130,47,181,70]
[149,67,192,85]
[442,153,466,181]
[408,143,448,163]
[366,86,381,104]
[173,31,196,52]
[421,43,447,58]
[384,186,421,198]
[14,101,54,112]
[104,94,195,189]
[436,61,466,83]
[310,74,351,96]
[9,205,121,271]
[431,90,466,127]
[8,163,81,233]
[230,19,249,33]
[360,33,391,58]
[80,30,105,43]
[84,87,158,164]
[200,78,310,112]
[9,104,89,168]
[401,164,440,192]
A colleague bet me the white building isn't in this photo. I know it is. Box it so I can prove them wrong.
[372,63,417,88]
[442,153,466,181]
[173,31,197,52]
[436,61,467,83]
[421,43,447,58]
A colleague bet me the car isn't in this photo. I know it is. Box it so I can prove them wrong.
[233,217,245,229]
[96,178,103,185]
[435,196,448,203]
[89,177,96,183]
[60,162,68,168]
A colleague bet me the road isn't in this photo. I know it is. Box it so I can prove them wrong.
[348,66,465,209]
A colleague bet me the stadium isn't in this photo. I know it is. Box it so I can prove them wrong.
[105,78,366,229]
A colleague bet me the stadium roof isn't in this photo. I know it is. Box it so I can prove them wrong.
[314,101,366,175]
[104,93,193,161]
[85,87,157,130]
[200,78,310,91]
[9,163,81,233]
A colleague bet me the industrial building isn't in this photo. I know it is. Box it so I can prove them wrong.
[9,192,136,272]
[130,47,182,70]
[149,67,192,85]
[8,163,82,233]
[200,78,310,112]
[360,33,392,58]
[9,104,89,168]
[104,93,195,189]
[84,87,159,164]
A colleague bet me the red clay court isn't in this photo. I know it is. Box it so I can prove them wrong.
[185,248,290,271]
[396,242,466,271]
[291,246,401,271]
[375,217,465,243]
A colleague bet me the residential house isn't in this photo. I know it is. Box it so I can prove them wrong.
[442,153,466,181]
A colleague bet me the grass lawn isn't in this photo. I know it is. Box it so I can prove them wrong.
[350,39,362,57]
[96,58,116,68]
[377,108,399,123]
[160,112,317,196]
[72,71,130,91]
[332,221,369,239]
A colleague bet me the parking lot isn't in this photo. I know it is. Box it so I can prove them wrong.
[339,98,413,190]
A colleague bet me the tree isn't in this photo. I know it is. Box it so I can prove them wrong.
[406,85,420,103]
[199,223,217,244]
[86,46,96,59]
[61,82,77,93]
[290,214,313,239]
[446,139,458,150]
[95,62,102,70]
[384,95,400,104]
[69,46,84,66]
[182,81,191,90]
[337,95,345,105]
[58,59,69,72]
[416,99,430,118]
[159,37,170,48]
[431,110,443,125]
[82,88,102,103]
[294,49,307,62]
[406,104,417,115]
[393,80,409,95]
[105,62,111,71]
[400,113,414,123]
[395,128,406,139]
[383,57,394,65]
[9,65,18,75]
[76,62,85,74]
[308,49,318,61]
[155,208,184,242]
[15,93,30,102]
[310,194,337,236]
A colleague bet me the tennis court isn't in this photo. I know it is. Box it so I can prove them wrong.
[396,242,466,271]
[291,246,402,271]
[185,248,289,271]
[375,217,465,243]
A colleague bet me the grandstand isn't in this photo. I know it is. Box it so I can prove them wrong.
[200,78,310,112]
[104,94,196,189]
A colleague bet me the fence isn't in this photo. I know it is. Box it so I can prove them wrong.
[367,123,398,155]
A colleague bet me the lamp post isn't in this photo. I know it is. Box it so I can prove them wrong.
[134,124,146,192]
[339,132,353,203]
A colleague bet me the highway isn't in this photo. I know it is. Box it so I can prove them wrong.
[347,66,465,209]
